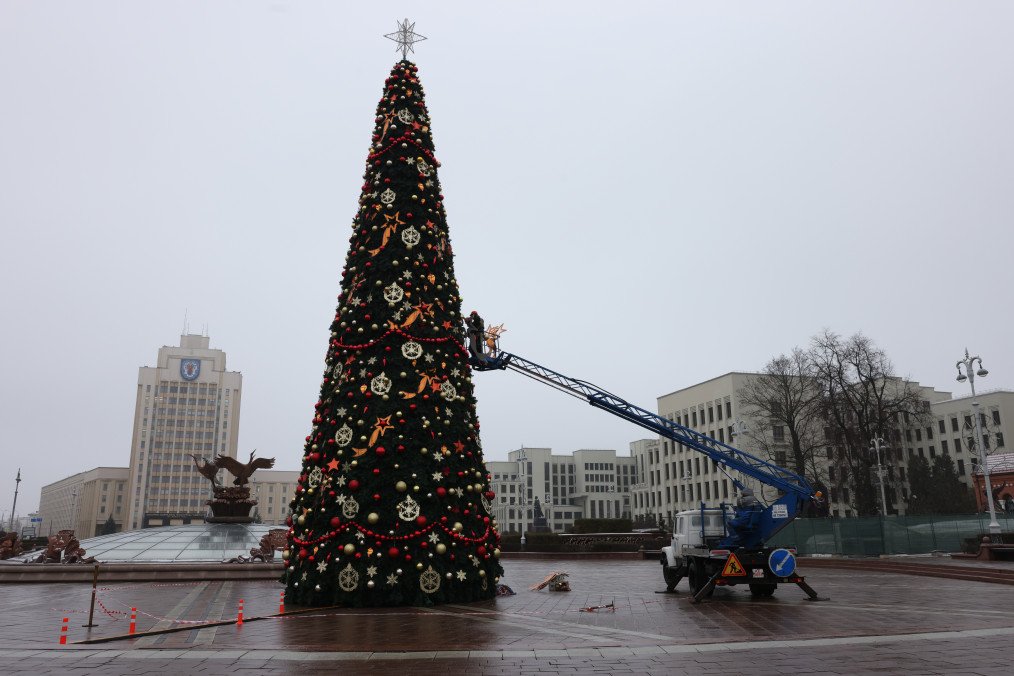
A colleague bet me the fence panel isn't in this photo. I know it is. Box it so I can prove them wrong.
[778,514,1014,556]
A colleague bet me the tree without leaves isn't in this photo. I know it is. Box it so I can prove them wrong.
[809,330,930,516]
[736,349,830,512]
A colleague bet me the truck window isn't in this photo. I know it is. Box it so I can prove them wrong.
[690,516,701,527]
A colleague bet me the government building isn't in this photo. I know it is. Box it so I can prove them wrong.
[37,334,299,538]
[485,447,638,534]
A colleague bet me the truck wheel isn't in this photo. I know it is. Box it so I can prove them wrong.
[749,583,776,598]
[663,565,683,591]
[689,559,714,598]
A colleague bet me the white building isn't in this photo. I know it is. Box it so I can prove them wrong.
[485,447,637,534]
[249,470,300,526]
[125,334,243,529]
[926,389,1013,500]
[629,371,977,526]
[37,467,129,538]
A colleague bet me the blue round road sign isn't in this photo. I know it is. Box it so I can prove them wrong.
[768,548,796,578]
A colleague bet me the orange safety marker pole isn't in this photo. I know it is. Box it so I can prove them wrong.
[128,607,137,635]
[237,598,244,626]
[279,591,285,614]
[58,617,69,645]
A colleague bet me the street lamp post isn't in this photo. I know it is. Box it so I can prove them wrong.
[955,348,1001,538]
[8,469,21,532]
[869,438,890,516]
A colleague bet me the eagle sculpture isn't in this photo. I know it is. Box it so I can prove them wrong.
[215,449,275,486]
[190,454,221,488]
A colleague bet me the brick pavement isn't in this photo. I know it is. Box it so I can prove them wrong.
[3,559,1014,674]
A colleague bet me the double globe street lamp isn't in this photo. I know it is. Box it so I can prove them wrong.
[955,348,1000,538]
[869,437,890,516]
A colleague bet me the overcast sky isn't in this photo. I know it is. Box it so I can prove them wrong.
[2,1,1012,517]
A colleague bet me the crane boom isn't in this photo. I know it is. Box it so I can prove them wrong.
[476,352,813,498]
[472,350,816,548]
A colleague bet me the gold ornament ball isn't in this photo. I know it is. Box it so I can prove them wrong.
[416,562,424,570]
[297,515,306,525]
[395,481,408,492]
[367,512,380,524]
[479,570,486,577]
[367,580,375,589]
[435,543,447,555]
[493,548,501,557]
[453,522,463,532]
[343,543,356,555]
[282,550,290,560]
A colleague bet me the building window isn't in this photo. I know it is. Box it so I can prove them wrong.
[941,439,948,454]
[997,432,1005,448]
[993,410,1002,426]
[938,420,946,434]
[725,401,732,419]
[957,459,965,476]
[772,426,785,442]
[952,417,959,432]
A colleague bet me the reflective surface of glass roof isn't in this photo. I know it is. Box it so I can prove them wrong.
[9,524,283,563]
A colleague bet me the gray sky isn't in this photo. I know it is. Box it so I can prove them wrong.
[2,1,1012,517]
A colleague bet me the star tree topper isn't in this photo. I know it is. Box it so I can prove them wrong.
[384,18,427,60]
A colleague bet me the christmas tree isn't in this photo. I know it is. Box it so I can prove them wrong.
[283,59,503,607]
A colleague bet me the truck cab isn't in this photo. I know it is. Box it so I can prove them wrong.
[667,509,727,558]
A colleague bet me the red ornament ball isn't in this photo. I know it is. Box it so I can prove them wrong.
[330,517,341,528]
[388,547,400,558]
[436,487,447,497]
[348,479,360,491]
[416,515,427,526]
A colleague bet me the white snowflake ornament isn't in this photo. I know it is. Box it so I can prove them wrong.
[370,372,392,396]
[396,495,421,521]
[335,424,353,447]
[439,380,457,401]
[383,282,404,304]
[402,341,423,360]
[401,226,421,248]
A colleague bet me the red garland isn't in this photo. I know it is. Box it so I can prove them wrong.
[291,521,492,548]
[368,133,439,166]
[334,327,465,352]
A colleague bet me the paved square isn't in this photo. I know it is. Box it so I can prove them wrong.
[3,558,1014,673]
